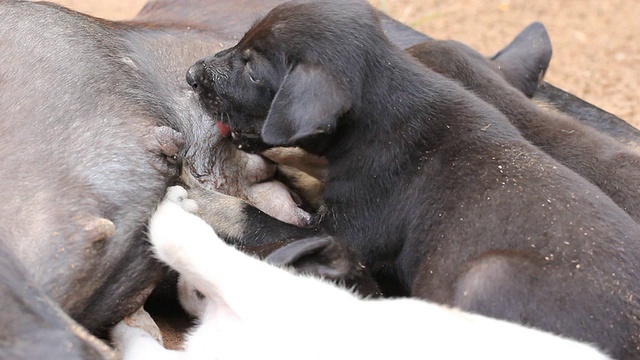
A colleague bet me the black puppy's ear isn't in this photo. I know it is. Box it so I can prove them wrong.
[262,63,351,145]
[264,236,351,280]
[491,22,552,98]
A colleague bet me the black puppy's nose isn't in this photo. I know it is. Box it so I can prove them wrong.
[186,61,205,89]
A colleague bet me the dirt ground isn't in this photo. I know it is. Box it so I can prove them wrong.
[49,0,639,127]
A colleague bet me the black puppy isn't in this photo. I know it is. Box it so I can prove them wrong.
[187,0,640,357]
[407,23,640,224]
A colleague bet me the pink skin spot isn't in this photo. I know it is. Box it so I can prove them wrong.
[217,121,232,137]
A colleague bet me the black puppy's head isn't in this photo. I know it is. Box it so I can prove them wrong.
[187,0,387,154]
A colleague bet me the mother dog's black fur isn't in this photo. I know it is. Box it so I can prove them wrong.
[188,0,640,357]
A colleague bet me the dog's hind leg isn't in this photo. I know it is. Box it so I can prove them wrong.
[444,250,620,351]
[451,251,544,320]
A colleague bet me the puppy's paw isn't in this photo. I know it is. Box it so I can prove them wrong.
[177,275,208,318]
[111,307,163,349]
[150,187,218,271]
[165,185,199,213]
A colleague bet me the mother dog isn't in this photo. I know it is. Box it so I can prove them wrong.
[186,0,640,357]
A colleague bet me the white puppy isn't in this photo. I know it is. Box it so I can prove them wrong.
[111,186,610,360]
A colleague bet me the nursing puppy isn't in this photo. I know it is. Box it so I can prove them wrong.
[112,187,610,359]
[407,23,640,223]
[186,1,640,356]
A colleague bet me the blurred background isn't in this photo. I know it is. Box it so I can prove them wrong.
[48,0,639,127]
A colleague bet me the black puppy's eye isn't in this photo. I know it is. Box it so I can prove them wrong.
[248,73,262,84]
[245,63,262,84]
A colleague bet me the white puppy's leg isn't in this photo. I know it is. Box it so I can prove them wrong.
[177,275,207,318]
[149,186,357,326]
[111,308,183,360]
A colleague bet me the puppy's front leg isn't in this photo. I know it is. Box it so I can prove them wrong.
[149,186,356,325]
[149,186,231,293]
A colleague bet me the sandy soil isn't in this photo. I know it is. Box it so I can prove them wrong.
[371,0,640,128]
[48,0,639,127]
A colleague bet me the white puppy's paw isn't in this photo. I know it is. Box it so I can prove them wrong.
[165,185,199,213]
[111,307,163,349]
[149,186,218,272]
[177,275,208,318]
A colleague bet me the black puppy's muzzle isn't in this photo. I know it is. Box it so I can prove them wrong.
[187,54,231,90]
[186,60,206,90]
[230,130,274,154]
[187,60,225,119]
